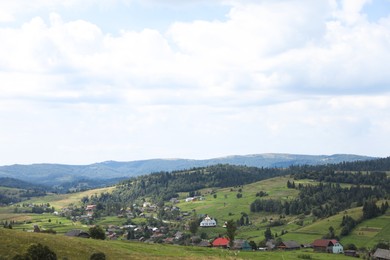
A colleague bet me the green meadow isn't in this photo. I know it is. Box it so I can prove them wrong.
[0,228,353,260]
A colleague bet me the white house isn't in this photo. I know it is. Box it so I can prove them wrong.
[200,215,217,227]
[331,241,344,254]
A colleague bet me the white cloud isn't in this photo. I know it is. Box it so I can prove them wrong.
[0,1,390,164]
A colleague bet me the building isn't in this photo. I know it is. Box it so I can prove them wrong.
[373,248,390,260]
[312,239,344,254]
[65,229,90,238]
[232,239,252,250]
[200,215,217,227]
[212,237,230,248]
[277,241,301,250]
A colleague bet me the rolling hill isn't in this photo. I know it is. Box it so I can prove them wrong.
[0,153,374,186]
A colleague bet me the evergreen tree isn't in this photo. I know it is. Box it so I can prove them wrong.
[226,220,237,248]
[264,227,273,240]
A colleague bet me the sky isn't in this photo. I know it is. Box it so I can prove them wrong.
[0,0,390,165]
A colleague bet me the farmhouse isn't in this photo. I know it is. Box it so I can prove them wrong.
[200,215,217,227]
[277,240,301,250]
[373,248,390,260]
[312,239,344,254]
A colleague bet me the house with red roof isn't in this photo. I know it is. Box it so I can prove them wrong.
[312,239,343,254]
[212,237,230,248]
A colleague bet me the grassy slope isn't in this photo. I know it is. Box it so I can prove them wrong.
[0,228,352,260]
[282,203,390,248]
[0,186,114,220]
[1,176,389,252]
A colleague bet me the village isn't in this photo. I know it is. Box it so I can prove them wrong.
[28,198,386,260]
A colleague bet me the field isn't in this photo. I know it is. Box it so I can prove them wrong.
[177,176,299,223]
[0,228,354,260]
[0,177,390,259]
[0,186,116,234]
[176,176,314,242]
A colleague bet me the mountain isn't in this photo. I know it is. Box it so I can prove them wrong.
[0,153,376,187]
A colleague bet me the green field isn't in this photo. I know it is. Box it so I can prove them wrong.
[1,176,389,257]
[0,228,354,259]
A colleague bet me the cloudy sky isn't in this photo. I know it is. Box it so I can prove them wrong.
[0,0,389,165]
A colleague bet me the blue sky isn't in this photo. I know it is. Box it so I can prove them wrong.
[0,0,390,165]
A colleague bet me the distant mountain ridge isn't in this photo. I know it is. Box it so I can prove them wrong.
[0,153,376,187]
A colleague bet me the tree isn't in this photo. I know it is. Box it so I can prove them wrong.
[249,241,257,250]
[226,219,237,248]
[264,227,273,240]
[89,226,106,240]
[189,219,199,235]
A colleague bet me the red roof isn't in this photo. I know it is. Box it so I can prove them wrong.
[212,237,230,247]
[312,239,338,247]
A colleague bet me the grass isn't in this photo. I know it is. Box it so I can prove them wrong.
[24,186,115,209]
[177,176,299,225]
[0,228,354,259]
[341,212,390,248]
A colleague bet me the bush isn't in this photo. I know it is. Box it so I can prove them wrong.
[90,252,106,260]
[13,243,57,260]
[89,226,106,240]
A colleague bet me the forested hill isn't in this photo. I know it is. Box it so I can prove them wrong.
[109,164,289,203]
[93,156,390,206]
[289,156,390,172]
[0,154,374,186]
[0,177,46,191]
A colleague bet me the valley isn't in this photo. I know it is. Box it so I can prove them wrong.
[0,156,390,259]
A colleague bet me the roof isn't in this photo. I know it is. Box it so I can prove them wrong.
[198,240,211,247]
[373,248,390,260]
[233,239,252,250]
[279,241,300,249]
[312,239,337,247]
[212,237,230,247]
[65,229,90,238]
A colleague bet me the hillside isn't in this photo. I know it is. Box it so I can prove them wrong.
[0,154,374,187]
[0,228,353,259]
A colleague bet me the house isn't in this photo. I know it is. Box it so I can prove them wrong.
[185,197,195,202]
[65,229,90,238]
[174,231,183,240]
[312,239,343,254]
[200,215,217,227]
[198,240,211,247]
[232,239,252,251]
[277,240,301,250]
[86,205,96,211]
[344,250,359,257]
[212,237,230,248]
[85,205,96,216]
[373,248,390,260]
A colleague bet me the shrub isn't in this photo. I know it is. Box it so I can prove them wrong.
[90,252,106,260]
[13,243,57,260]
[89,226,106,240]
